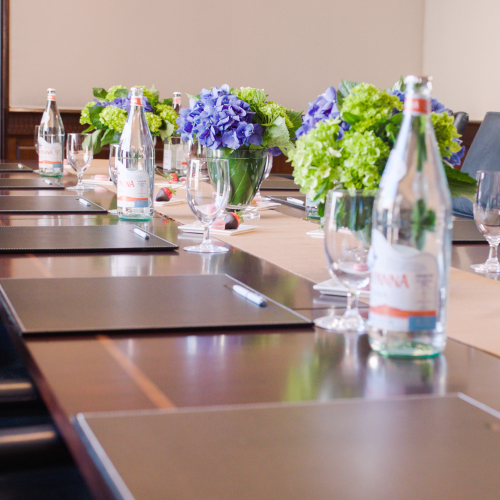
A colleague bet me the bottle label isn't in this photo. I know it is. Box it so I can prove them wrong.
[38,138,63,172]
[163,150,173,171]
[403,97,429,115]
[117,168,150,208]
[131,96,142,106]
[369,229,438,332]
[173,96,181,105]
[47,94,55,101]
[176,146,187,171]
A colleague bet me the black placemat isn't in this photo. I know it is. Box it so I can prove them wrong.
[0,275,311,335]
[0,196,107,214]
[0,163,32,172]
[268,194,306,210]
[260,174,300,191]
[0,225,177,253]
[0,178,64,190]
[74,394,500,500]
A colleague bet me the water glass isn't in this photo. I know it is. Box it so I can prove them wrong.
[246,153,273,221]
[109,143,119,187]
[66,133,93,191]
[314,190,374,333]
[185,157,230,254]
[471,170,500,273]
[34,125,39,154]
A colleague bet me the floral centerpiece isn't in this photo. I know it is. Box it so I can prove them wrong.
[80,85,178,154]
[289,79,476,217]
[177,84,302,209]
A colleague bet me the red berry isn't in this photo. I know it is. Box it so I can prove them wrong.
[156,187,173,202]
[170,173,179,182]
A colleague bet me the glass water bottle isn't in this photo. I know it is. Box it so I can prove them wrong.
[368,76,452,357]
[116,87,155,220]
[38,88,65,177]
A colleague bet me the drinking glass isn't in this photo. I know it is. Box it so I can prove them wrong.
[314,190,374,333]
[471,170,500,273]
[185,157,230,253]
[66,133,94,191]
[246,152,273,221]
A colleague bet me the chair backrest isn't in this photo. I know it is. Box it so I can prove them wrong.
[451,112,500,218]
[454,112,469,137]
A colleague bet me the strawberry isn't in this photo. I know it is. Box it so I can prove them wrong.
[156,187,174,202]
[169,172,179,182]
[224,212,242,229]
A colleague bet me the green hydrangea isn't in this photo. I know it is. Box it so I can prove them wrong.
[341,83,402,132]
[105,85,127,101]
[236,87,266,107]
[145,112,162,133]
[340,130,390,189]
[431,112,461,158]
[156,104,178,126]
[99,106,127,133]
[80,101,96,126]
[289,119,342,200]
[259,101,293,128]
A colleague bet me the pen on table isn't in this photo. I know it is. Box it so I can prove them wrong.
[17,163,24,169]
[44,179,52,185]
[78,198,91,207]
[134,227,150,240]
[286,197,305,206]
[228,284,267,307]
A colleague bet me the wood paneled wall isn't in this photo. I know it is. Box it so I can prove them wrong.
[6,109,479,174]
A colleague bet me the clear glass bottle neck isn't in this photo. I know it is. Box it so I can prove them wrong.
[404,82,432,116]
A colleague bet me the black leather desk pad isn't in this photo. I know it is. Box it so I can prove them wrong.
[74,394,500,500]
[0,225,177,254]
[0,162,32,172]
[452,218,486,243]
[0,196,107,214]
[0,178,64,189]
[0,274,311,336]
[260,174,300,191]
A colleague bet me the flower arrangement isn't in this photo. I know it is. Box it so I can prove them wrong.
[177,84,302,155]
[80,85,178,154]
[290,79,476,216]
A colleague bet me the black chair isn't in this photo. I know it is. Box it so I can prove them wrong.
[454,112,469,137]
[452,112,500,218]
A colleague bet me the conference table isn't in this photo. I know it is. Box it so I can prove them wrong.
[0,160,499,499]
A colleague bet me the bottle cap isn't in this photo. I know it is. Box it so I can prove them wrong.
[47,88,56,100]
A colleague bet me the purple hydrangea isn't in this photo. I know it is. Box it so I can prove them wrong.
[93,96,154,114]
[176,85,263,150]
[445,140,466,167]
[295,86,342,138]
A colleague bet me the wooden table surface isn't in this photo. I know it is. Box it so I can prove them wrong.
[0,160,496,500]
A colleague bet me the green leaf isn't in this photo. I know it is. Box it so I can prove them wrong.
[112,131,121,143]
[337,80,360,107]
[100,128,116,147]
[342,111,363,124]
[391,76,406,92]
[82,125,95,133]
[265,116,290,148]
[91,129,103,154]
[186,93,200,101]
[285,109,303,140]
[158,123,174,141]
[89,106,106,130]
[114,88,128,98]
[93,88,108,100]
[160,98,173,107]
[444,165,477,200]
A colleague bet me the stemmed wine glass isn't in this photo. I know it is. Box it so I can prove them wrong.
[185,157,230,253]
[66,133,93,191]
[109,143,119,187]
[314,190,375,333]
[471,170,500,273]
[34,125,39,154]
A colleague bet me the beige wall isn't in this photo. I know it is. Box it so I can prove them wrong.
[423,0,500,121]
[11,0,425,113]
